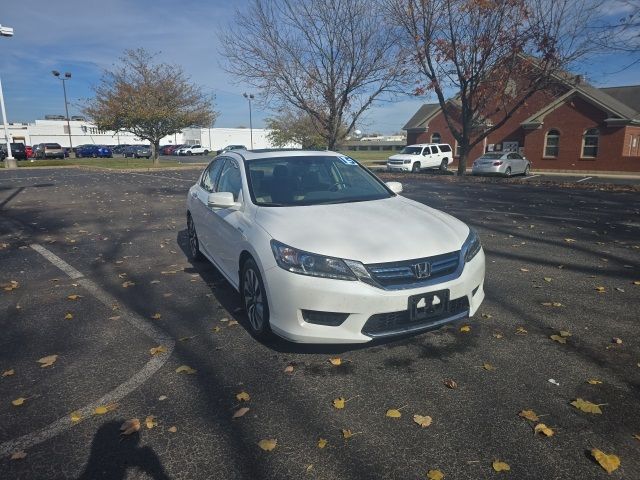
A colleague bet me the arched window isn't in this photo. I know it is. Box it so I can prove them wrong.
[431,132,441,143]
[582,129,599,158]
[544,129,560,157]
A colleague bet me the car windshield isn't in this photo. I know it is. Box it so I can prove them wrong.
[400,146,422,154]
[45,143,61,148]
[246,155,392,207]
[479,153,504,159]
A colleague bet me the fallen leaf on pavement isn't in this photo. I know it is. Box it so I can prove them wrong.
[121,281,135,288]
[595,286,606,293]
[520,268,529,272]
[120,418,141,435]
[232,407,250,419]
[492,332,503,339]
[11,450,27,460]
[443,379,457,389]
[67,294,82,300]
[329,358,342,366]
[12,397,26,406]
[564,238,576,243]
[559,330,571,337]
[534,423,554,437]
[550,334,567,344]
[413,414,433,428]
[317,438,328,448]
[258,438,277,451]
[37,355,58,368]
[70,411,82,422]
[341,429,354,439]
[145,415,157,428]
[386,408,402,418]
[587,379,602,385]
[459,325,471,333]
[236,391,250,402]
[64,312,73,320]
[515,327,528,335]
[544,277,553,282]
[158,395,168,401]
[633,434,640,442]
[94,404,117,415]
[612,337,623,344]
[591,448,620,473]
[284,365,294,373]
[151,313,161,320]
[427,470,444,480]
[2,368,15,377]
[149,346,167,355]
[492,460,510,472]
[483,363,495,371]
[519,410,539,422]
[227,320,239,326]
[2,280,19,291]
[175,365,196,374]
[168,426,177,433]
[571,398,603,414]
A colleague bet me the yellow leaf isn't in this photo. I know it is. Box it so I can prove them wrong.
[70,411,82,422]
[481,313,493,319]
[492,332,503,339]
[168,426,178,433]
[591,449,620,474]
[10,450,27,460]
[386,408,402,418]
[559,330,571,337]
[317,438,328,449]
[534,423,554,437]
[12,397,26,406]
[564,238,576,243]
[633,434,640,442]
[232,407,250,419]
[413,414,433,428]
[67,294,82,300]
[544,277,553,282]
[306,464,313,473]
[483,363,495,371]
[633,280,640,285]
[550,334,567,344]
[175,365,196,374]
[595,286,606,293]
[236,391,250,402]
[151,313,161,320]
[443,378,457,389]
[587,379,602,385]
[120,418,141,435]
[515,327,528,335]
[427,470,445,480]
[518,410,539,422]
[341,429,354,439]
[284,365,294,373]
[329,358,342,366]
[37,354,58,368]
[121,281,135,288]
[258,438,277,451]
[64,312,73,320]
[552,302,562,307]
[333,397,346,409]
[145,415,157,429]
[570,398,602,414]
[211,326,221,333]
[149,345,167,355]
[492,460,510,472]
[2,368,15,377]
[459,325,471,333]
[93,403,117,415]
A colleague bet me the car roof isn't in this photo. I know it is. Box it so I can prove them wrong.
[225,149,343,161]
[406,143,450,147]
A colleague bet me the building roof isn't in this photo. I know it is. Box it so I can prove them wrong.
[599,85,640,117]
[402,103,441,130]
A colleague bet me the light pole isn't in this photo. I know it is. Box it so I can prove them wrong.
[52,70,73,155]
[0,23,16,169]
[243,92,254,149]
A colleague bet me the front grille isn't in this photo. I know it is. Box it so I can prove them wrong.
[366,251,460,289]
[388,160,404,165]
[362,296,469,337]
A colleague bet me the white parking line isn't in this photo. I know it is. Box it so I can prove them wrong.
[576,176,593,183]
[523,175,540,180]
[0,244,175,457]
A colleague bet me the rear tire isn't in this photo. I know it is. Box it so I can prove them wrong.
[505,167,512,178]
[524,164,531,176]
[187,214,204,262]
[440,159,448,171]
[204,150,209,155]
[411,161,421,173]
[241,258,271,339]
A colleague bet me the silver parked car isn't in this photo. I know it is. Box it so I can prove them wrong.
[471,152,531,177]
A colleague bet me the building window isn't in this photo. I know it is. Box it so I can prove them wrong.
[582,129,599,158]
[454,141,460,157]
[544,129,560,157]
[431,132,441,143]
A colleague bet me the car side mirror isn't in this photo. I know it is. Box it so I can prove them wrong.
[385,181,403,194]
[207,192,239,209]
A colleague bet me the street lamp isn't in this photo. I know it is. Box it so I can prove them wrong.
[243,92,254,149]
[0,23,15,169]
[52,70,73,155]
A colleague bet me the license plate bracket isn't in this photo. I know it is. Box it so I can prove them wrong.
[408,290,449,322]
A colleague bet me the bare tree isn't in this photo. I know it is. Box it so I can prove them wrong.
[85,49,216,165]
[597,1,640,62]
[388,0,601,174]
[220,0,405,150]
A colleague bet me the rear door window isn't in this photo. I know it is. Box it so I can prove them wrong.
[431,146,439,154]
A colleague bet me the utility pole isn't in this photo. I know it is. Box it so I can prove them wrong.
[0,23,16,169]
[52,70,73,155]
[243,93,254,149]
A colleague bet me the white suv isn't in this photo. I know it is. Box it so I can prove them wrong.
[177,144,209,156]
[387,143,453,172]
[186,150,485,344]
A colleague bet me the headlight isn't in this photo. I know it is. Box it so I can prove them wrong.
[271,240,357,281]
[403,160,411,164]
[463,228,481,262]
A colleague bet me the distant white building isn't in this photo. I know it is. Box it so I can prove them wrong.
[2,119,295,150]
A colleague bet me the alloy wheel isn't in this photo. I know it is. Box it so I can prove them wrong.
[187,215,201,261]
[243,267,265,332]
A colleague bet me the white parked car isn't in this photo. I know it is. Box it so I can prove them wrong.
[177,144,209,156]
[471,152,531,177]
[186,150,485,344]
[387,143,453,172]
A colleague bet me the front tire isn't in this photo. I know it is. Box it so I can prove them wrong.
[411,161,421,173]
[504,167,512,178]
[187,214,203,262]
[242,258,271,339]
[524,164,531,176]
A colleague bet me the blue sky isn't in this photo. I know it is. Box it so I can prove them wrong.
[0,0,638,134]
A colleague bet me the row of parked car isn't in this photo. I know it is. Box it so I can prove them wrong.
[159,144,246,156]
[386,143,531,177]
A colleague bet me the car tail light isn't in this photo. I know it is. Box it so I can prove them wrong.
[493,161,503,166]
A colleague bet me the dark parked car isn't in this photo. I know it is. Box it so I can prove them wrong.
[111,144,130,155]
[216,144,246,155]
[123,145,151,158]
[0,142,27,160]
[34,143,65,159]
[76,145,113,158]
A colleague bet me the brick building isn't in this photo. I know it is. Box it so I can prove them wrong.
[403,78,640,173]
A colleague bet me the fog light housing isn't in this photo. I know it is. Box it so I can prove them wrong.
[302,310,349,326]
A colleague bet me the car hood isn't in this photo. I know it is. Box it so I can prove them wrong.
[388,154,421,161]
[254,196,469,264]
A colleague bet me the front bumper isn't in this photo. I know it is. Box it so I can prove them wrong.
[387,164,410,172]
[263,249,485,343]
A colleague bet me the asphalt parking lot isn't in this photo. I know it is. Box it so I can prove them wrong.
[1,167,639,479]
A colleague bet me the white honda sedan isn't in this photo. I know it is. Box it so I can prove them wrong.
[186,150,485,344]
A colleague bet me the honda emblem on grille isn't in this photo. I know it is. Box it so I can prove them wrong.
[411,261,431,279]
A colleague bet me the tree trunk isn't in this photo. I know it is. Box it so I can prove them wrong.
[152,140,160,166]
